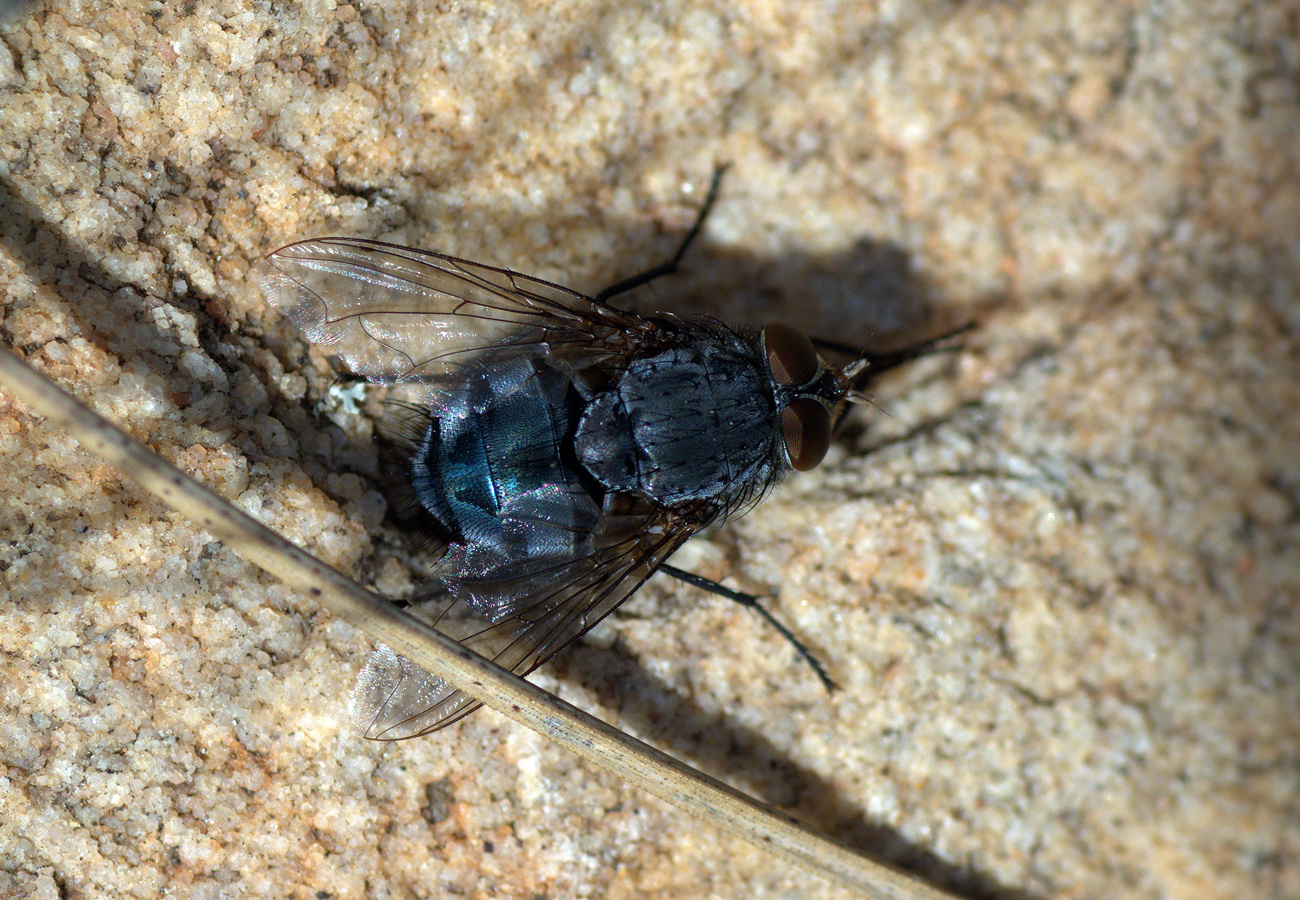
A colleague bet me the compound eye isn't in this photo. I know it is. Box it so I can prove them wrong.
[781,397,832,471]
[765,322,819,387]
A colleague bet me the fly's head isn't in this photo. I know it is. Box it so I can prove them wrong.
[761,322,870,473]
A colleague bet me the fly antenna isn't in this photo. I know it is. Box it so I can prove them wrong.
[842,358,871,381]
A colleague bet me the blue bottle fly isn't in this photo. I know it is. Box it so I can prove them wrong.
[255,179,936,738]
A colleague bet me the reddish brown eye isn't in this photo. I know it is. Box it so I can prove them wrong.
[781,397,832,471]
[764,322,819,387]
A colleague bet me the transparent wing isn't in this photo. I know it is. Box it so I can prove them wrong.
[253,237,653,387]
[350,506,706,739]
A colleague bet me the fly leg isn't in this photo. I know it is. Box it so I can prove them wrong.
[660,563,838,692]
[813,321,975,381]
[594,165,728,305]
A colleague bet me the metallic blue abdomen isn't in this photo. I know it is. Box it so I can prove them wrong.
[409,351,601,600]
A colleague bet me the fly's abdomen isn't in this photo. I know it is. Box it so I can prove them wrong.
[410,354,601,592]
[574,337,778,506]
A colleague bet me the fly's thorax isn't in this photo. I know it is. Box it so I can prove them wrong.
[572,325,779,508]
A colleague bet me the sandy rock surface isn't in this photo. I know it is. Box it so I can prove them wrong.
[1,1,1296,898]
